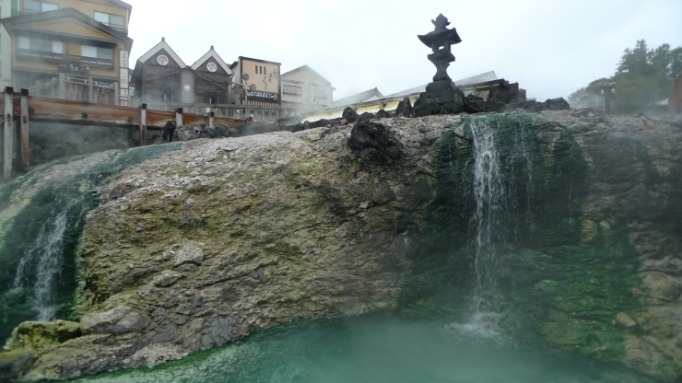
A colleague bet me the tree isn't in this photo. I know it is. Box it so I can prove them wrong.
[568,78,614,109]
[570,40,681,114]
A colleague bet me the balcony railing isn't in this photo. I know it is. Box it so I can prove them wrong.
[17,50,115,72]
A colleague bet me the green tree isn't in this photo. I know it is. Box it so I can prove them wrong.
[568,78,614,109]
[570,40,681,114]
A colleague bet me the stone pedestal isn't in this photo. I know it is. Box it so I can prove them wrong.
[413,80,465,117]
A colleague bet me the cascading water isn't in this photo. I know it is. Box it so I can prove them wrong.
[449,116,537,338]
[0,143,183,343]
[1,116,666,383]
[11,197,81,320]
[468,119,505,333]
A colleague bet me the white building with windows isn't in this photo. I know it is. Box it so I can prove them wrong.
[281,65,334,114]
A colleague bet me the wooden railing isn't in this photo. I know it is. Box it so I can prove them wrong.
[0,88,250,180]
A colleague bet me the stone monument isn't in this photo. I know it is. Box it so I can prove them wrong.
[413,14,466,117]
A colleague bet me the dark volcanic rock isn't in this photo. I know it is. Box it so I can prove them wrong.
[348,121,404,165]
[463,94,505,114]
[395,96,413,117]
[543,97,571,110]
[342,107,360,122]
[376,109,391,119]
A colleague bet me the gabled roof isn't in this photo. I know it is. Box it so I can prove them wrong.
[333,87,384,107]
[100,0,133,11]
[136,37,186,68]
[190,45,233,75]
[281,65,331,86]
[454,71,497,87]
[0,8,133,50]
[84,0,132,11]
[386,71,499,98]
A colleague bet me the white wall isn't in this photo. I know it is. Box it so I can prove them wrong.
[0,0,12,88]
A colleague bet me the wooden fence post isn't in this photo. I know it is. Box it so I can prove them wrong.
[175,107,183,127]
[20,89,30,169]
[209,111,215,129]
[3,87,13,180]
[139,103,147,146]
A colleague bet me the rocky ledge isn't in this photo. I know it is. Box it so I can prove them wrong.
[1,111,680,382]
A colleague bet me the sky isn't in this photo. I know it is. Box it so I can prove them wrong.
[124,0,682,101]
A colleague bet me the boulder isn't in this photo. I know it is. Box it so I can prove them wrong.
[395,96,413,117]
[342,107,360,122]
[348,120,404,166]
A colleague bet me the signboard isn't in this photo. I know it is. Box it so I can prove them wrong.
[120,50,129,69]
[246,90,279,102]
[119,68,129,88]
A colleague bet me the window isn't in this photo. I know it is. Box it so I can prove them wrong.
[18,36,63,53]
[94,11,125,30]
[23,0,58,13]
[81,45,114,60]
[283,84,303,96]
[314,88,327,100]
[255,65,268,75]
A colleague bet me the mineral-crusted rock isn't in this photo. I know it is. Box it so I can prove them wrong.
[2,111,681,382]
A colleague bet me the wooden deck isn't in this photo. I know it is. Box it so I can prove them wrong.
[1,87,247,180]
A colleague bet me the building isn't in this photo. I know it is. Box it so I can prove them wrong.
[230,56,280,103]
[280,64,334,116]
[131,39,336,122]
[0,0,133,104]
[332,87,384,108]
[130,37,190,107]
[131,41,236,109]
[190,45,233,105]
[0,0,12,88]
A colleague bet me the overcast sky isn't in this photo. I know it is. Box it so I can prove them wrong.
[124,0,681,101]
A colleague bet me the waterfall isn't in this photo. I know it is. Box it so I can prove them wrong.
[0,143,184,344]
[449,116,536,339]
[11,198,79,320]
[470,120,504,320]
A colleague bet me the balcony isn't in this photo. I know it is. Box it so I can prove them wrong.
[17,50,115,72]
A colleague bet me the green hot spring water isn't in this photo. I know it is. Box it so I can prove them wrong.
[64,315,656,383]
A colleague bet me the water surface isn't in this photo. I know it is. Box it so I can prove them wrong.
[66,315,659,383]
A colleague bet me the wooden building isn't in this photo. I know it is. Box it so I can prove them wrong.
[130,37,190,108]
[190,45,234,105]
[131,40,337,121]
[0,0,133,105]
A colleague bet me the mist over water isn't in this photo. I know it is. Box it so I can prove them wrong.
[64,315,659,383]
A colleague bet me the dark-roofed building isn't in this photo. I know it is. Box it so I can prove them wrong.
[1,4,133,104]
[190,45,233,105]
[131,40,336,121]
[130,37,191,107]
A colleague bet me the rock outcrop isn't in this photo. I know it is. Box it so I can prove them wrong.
[1,111,680,382]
